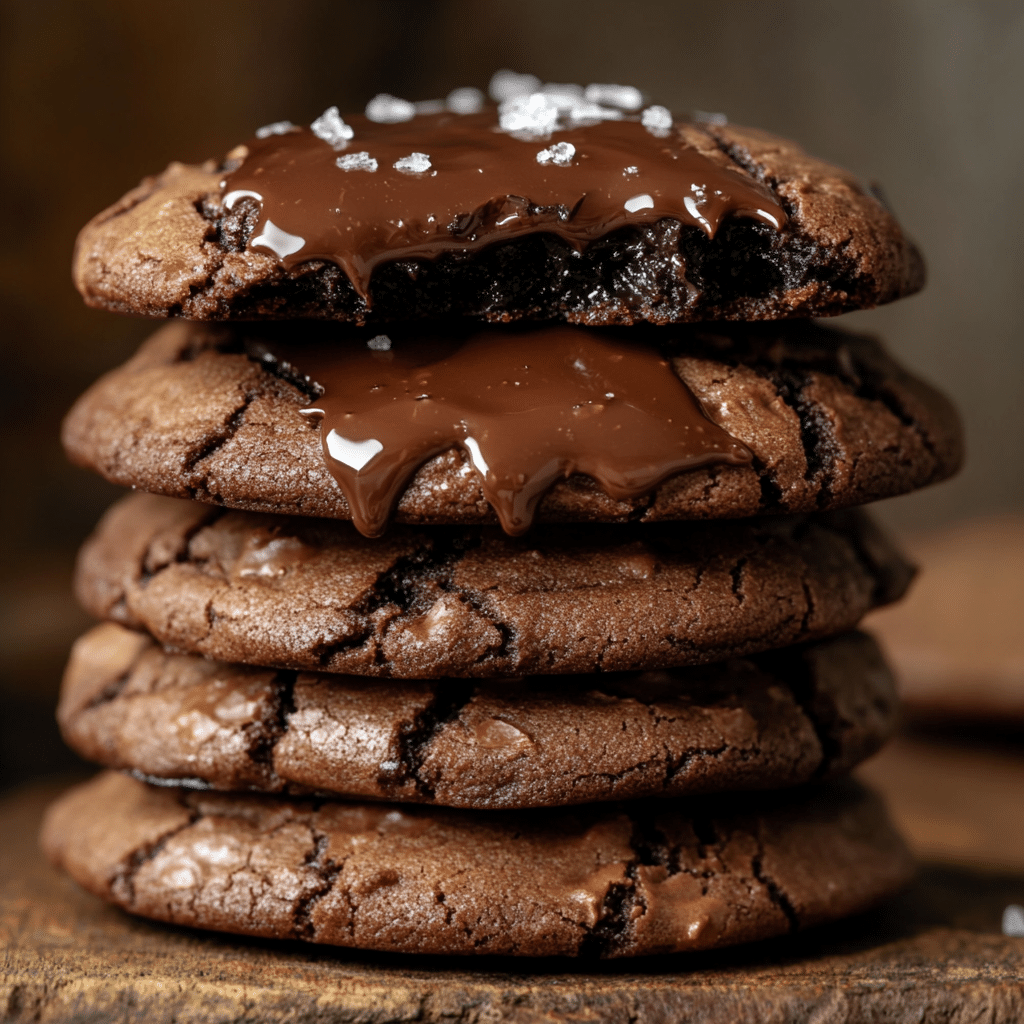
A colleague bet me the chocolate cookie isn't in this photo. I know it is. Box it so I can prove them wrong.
[41,771,913,957]
[59,623,898,807]
[62,320,962,533]
[72,106,922,326]
[74,493,912,678]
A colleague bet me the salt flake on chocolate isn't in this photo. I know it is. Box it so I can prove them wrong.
[366,93,416,124]
[498,93,560,137]
[565,101,622,126]
[367,334,392,351]
[447,86,485,114]
[536,142,575,167]
[539,84,621,125]
[311,107,354,149]
[1004,904,1024,937]
[336,152,378,172]
[489,69,541,102]
[256,120,296,139]
[538,83,585,107]
[641,105,673,137]
[394,152,431,174]
[584,84,643,111]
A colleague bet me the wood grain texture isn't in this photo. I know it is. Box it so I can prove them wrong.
[4,761,1024,1023]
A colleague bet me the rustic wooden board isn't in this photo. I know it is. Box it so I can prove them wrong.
[3,764,1023,1022]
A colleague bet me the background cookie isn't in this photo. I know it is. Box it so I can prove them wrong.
[41,772,913,957]
[72,118,922,326]
[59,624,897,807]
[865,515,1024,727]
[74,493,913,678]
[62,320,962,528]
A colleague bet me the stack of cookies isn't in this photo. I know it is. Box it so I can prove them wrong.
[44,76,962,958]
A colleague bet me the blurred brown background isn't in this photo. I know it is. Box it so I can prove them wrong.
[2,0,1022,789]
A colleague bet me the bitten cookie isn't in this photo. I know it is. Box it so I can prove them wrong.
[62,320,962,529]
[72,107,922,325]
[41,772,913,957]
[59,623,898,807]
[74,493,913,678]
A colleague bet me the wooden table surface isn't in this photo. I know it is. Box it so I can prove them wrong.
[3,736,1023,1023]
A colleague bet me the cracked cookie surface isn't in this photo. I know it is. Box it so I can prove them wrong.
[41,771,913,956]
[62,320,962,528]
[71,122,922,325]
[59,624,898,808]
[74,493,913,678]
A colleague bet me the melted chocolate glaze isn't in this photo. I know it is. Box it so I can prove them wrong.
[267,325,752,537]
[221,110,786,302]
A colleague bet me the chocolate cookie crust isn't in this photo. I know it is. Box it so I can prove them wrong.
[62,320,962,528]
[72,122,922,326]
[41,772,913,957]
[59,624,897,808]
[74,493,912,678]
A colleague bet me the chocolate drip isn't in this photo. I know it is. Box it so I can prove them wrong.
[222,110,786,301]
[287,326,752,537]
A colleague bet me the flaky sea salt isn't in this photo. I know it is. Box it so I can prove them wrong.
[394,152,431,173]
[336,152,378,172]
[365,93,416,124]
[564,100,622,125]
[623,165,639,176]
[367,334,392,351]
[1004,905,1024,937]
[538,84,621,124]
[255,120,296,139]
[489,69,541,102]
[584,83,643,110]
[538,83,585,107]
[498,93,560,136]
[447,86,485,114]
[536,141,575,167]
[641,105,673,136]
[311,107,354,149]
[498,81,624,137]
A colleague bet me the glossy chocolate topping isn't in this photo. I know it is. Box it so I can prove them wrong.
[285,325,752,537]
[222,109,786,300]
